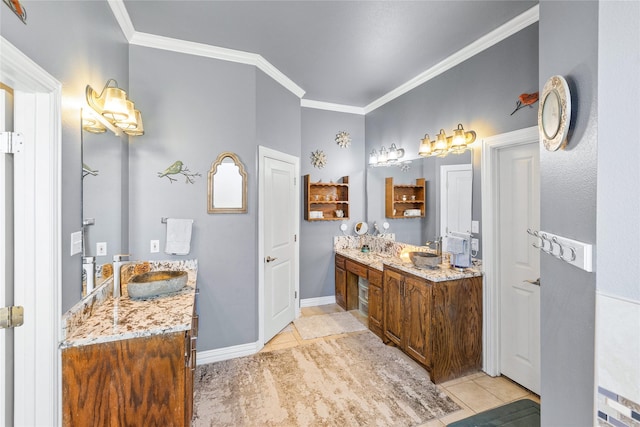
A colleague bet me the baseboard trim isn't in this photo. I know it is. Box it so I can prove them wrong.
[197,341,262,365]
[300,296,336,308]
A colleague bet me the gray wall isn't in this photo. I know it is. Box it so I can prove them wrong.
[1,1,129,312]
[300,108,365,299]
[128,45,301,350]
[538,1,598,424]
[365,23,539,253]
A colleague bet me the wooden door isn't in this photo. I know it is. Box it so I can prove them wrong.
[403,275,430,366]
[498,142,540,393]
[367,284,383,337]
[263,156,297,343]
[335,264,346,310]
[383,269,403,346]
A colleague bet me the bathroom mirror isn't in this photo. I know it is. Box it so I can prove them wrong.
[81,109,126,296]
[366,149,473,246]
[208,152,248,213]
[354,222,369,235]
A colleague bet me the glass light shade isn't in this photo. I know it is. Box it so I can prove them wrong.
[433,129,449,155]
[451,124,467,149]
[82,118,106,134]
[124,110,144,136]
[419,134,432,157]
[115,100,137,130]
[388,143,399,162]
[369,149,378,165]
[102,87,129,121]
[378,146,388,163]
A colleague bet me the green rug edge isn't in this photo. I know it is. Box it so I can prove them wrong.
[447,398,540,427]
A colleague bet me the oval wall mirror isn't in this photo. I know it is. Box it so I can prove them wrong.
[208,152,247,214]
[354,222,369,235]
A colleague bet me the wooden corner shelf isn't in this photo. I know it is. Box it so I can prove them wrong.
[385,177,425,219]
[304,175,349,221]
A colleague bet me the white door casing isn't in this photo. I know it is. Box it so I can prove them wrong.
[1,36,62,425]
[440,164,472,252]
[497,142,540,393]
[258,146,300,346]
[481,126,539,384]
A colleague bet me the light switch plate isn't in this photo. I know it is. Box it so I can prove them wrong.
[471,238,479,251]
[471,220,479,233]
[150,240,160,253]
[96,242,107,256]
[70,231,82,256]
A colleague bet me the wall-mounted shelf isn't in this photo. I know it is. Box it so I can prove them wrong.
[304,175,349,221]
[385,177,425,219]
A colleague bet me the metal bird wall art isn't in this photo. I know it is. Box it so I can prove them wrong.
[511,92,539,115]
[157,160,201,184]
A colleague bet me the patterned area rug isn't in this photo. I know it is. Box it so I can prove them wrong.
[193,331,460,426]
[292,311,367,339]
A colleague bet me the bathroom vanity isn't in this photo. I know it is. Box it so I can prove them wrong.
[60,261,198,427]
[335,239,482,383]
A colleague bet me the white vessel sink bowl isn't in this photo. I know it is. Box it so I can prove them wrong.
[408,252,441,269]
[127,270,188,299]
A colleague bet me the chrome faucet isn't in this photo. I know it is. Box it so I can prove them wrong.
[112,254,131,298]
[425,237,442,257]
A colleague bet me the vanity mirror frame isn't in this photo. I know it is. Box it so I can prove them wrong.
[207,151,248,214]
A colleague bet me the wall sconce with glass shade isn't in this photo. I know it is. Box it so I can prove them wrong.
[418,124,476,158]
[85,79,144,136]
[369,143,410,169]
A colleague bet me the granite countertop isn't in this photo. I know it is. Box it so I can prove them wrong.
[60,260,197,349]
[336,248,482,282]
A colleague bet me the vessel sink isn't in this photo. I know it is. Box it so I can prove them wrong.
[127,270,188,299]
[408,252,441,269]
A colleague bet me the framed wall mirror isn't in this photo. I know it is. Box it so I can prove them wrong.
[208,151,248,213]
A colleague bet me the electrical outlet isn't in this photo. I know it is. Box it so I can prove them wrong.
[150,240,160,253]
[471,220,479,233]
[471,238,479,252]
[96,242,107,256]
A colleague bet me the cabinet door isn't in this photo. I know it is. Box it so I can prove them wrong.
[335,265,346,310]
[383,269,404,346]
[403,276,431,367]
[368,284,383,338]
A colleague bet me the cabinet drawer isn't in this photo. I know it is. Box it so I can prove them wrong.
[345,259,368,279]
[335,254,346,269]
[368,269,382,286]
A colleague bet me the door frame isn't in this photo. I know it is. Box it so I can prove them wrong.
[1,36,62,425]
[257,146,300,348]
[481,126,538,376]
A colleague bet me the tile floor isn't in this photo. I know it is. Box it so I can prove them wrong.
[260,303,540,426]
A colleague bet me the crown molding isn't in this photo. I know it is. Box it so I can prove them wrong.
[128,31,305,98]
[107,0,135,42]
[364,4,540,114]
[301,99,364,115]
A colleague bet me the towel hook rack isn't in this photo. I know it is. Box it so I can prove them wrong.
[526,228,593,272]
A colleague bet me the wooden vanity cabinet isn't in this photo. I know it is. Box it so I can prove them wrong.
[62,302,198,426]
[367,269,384,338]
[383,266,482,383]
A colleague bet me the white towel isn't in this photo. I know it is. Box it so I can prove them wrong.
[447,236,466,254]
[165,218,193,255]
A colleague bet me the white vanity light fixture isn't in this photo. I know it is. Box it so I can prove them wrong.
[418,123,476,158]
[85,79,144,136]
[369,143,407,168]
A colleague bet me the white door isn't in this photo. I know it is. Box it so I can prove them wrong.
[498,142,540,393]
[440,164,472,251]
[262,150,298,343]
[1,85,16,427]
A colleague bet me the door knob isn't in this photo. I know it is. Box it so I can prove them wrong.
[266,256,278,263]
[524,278,541,286]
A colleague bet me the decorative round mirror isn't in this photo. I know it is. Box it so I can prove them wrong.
[354,222,369,235]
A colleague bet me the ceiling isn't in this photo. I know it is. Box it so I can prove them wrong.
[123,1,538,108]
